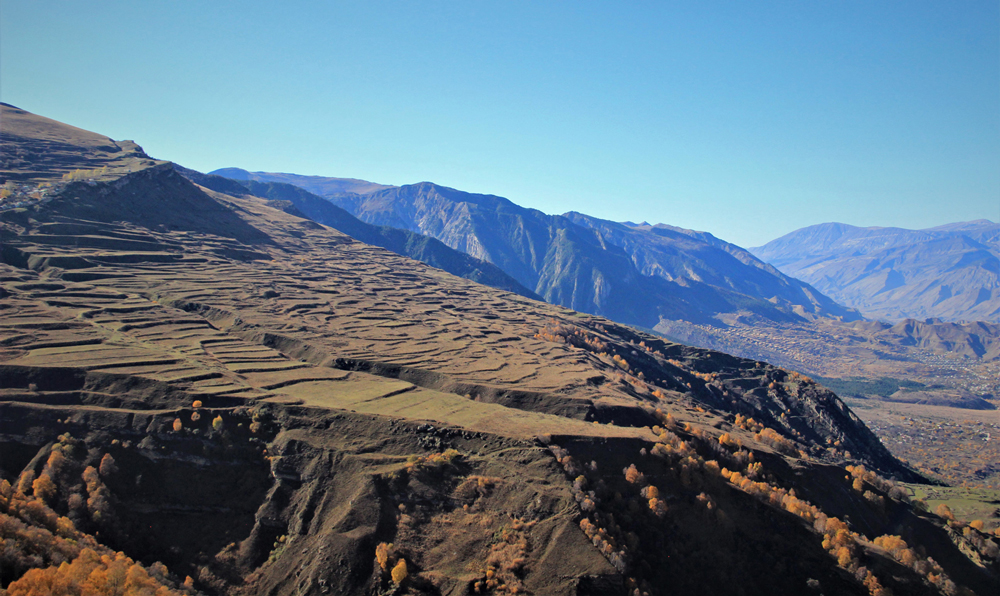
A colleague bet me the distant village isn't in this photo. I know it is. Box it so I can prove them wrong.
[0,168,107,212]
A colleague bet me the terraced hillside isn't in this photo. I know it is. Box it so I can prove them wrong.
[210,171,859,328]
[2,105,998,596]
[174,166,541,300]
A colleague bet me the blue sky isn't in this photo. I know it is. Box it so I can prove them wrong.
[2,1,997,248]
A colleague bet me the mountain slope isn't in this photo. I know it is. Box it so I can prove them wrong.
[0,102,160,183]
[566,214,856,321]
[210,167,394,196]
[751,221,1000,323]
[175,167,540,299]
[209,174,859,328]
[5,105,997,596]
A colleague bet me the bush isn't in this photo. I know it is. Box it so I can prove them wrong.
[391,558,408,584]
[31,475,57,505]
[99,453,117,478]
[375,542,392,571]
[935,503,955,521]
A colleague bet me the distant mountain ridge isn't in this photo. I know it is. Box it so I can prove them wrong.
[182,168,539,299]
[211,171,860,329]
[566,214,851,321]
[210,167,394,196]
[751,221,1000,323]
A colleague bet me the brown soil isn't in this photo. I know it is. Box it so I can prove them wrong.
[2,103,997,596]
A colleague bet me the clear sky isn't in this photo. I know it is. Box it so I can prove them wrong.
[2,1,997,248]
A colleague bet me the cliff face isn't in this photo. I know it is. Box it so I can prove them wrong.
[2,103,998,596]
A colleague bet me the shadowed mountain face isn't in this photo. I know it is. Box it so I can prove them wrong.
[565,214,858,322]
[751,221,1000,323]
[208,175,859,328]
[5,105,997,596]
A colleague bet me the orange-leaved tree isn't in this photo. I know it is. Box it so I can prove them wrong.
[391,558,408,584]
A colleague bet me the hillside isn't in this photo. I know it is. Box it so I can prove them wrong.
[205,169,1000,491]
[4,105,999,595]
[750,221,1000,323]
[0,102,161,184]
[208,174,859,329]
[174,167,540,300]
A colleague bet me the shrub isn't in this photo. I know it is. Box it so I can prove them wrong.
[16,471,35,496]
[391,558,408,584]
[624,464,644,484]
[375,542,392,571]
[31,475,57,504]
[718,433,740,450]
[755,427,797,455]
[935,503,955,521]
[99,453,117,478]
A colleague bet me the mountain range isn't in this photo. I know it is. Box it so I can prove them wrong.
[211,169,859,329]
[176,167,539,300]
[211,167,394,196]
[8,103,999,595]
[751,221,1000,323]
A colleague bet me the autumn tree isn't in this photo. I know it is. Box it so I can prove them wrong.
[43,450,70,485]
[99,453,117,478]
[31,474,57,505]
[375,542,392,571]
[391,558,408,584]
[16,470,35,496]
[82,466,112,523]
[935,503,955,521]
[624,464,644,484]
